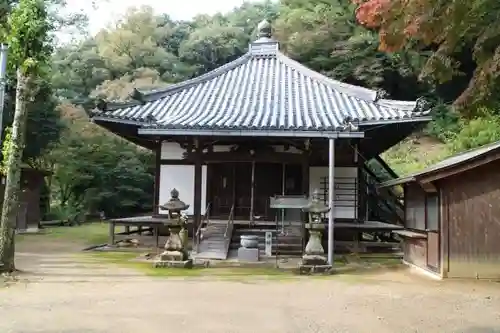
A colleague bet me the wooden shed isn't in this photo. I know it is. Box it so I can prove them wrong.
[380,141,500,279]
[0,167,47,230]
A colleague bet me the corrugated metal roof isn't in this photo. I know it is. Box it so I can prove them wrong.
[92,21,430,135]
[379,141,500,187]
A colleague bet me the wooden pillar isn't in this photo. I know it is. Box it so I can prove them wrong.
[153,140,161,215]
[193,138,203,238]
[355,141,367,222]
[301,141,310,252]
[354,141,363,253]
[249,160,256,222]
[301,139,310,197]
[108,221,115,246]
[327,138,335,265]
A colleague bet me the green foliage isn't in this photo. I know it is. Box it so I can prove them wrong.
[24,78,63,163]
[179,24,248,76]
[382,139,448,176]
[6,0,53,75]
[424,104,461,142]
[49,126,154,218]
[0,127,12,174]
[273,0,429,100]
[447,110,500,153]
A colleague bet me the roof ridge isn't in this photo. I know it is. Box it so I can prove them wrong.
[276,52,378,102]
[100,53,253,111]
[140,53,252,101]
[376,99,417,112]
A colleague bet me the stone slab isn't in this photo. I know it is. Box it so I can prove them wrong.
[298,264,333,275]
[153,259,193,269]
[237,247,259,262]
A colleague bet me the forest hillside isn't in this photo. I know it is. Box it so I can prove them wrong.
[2,0,499,220]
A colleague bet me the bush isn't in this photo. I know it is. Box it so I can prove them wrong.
[447,109,500,153]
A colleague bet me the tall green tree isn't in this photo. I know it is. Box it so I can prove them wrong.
[0,0,53,273]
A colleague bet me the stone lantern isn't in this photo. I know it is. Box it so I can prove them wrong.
[299,189,332,273]
[155,188,192,268]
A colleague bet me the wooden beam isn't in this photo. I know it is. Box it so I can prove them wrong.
[421,182,438,192]
[374,155,398,179]
[184,151,303,163]
[160,159,193,165]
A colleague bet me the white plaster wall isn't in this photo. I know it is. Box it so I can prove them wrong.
[158,165,207,215]
[309,166,358,219]
[160,141,186,160]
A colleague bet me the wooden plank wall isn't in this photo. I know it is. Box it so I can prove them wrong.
[439,160,500,279]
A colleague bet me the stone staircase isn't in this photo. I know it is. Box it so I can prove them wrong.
[193,221,233,260]
[230,223,303,256]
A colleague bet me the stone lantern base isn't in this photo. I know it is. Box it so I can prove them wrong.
[153,226,193,269]
[298,223,332,275]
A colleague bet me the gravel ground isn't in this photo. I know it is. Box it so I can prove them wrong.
[1,240,499,333]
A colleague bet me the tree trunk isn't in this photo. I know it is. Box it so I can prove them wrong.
[0,69,31,273]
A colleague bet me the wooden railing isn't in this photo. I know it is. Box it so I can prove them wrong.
[363,163,404,225]
[224,204,235,239]
[194,203,211,253]
[195,202,211,238]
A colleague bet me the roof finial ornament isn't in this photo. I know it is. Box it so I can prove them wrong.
[257,19,272,38]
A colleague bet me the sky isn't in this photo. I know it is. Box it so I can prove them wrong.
[66,0,250,36]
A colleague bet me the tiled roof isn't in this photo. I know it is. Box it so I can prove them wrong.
[91,21,431,136]
[379,141,500,187]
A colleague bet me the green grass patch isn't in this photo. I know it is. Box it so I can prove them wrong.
[77,251,404,284]
[83,251,296,279]
[382,137,448,176]
[82,251,355,281]
[17,222,109,246]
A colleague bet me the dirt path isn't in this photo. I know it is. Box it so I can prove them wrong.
[1,237,500,333]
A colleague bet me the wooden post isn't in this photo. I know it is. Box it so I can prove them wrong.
[108,221,115,246]
[355,141,363,253]
[249,160,255,223]
[356,141,367,222]
[153,140,161,215]
[193,138,203,239]
[154,225,159,250]
[301,145,310,252]
[302,140,310,196]
[328,138,335,265]
[281,163,286,224]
